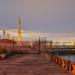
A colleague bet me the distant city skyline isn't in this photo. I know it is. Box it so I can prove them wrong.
[0,29,75,42]
[0,0,75,40]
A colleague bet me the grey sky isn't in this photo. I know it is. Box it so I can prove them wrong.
[0,0,75,33]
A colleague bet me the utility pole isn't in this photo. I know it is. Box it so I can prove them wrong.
[13,37,14,50]
[45,37,47,52]
[50,40,53,54]
[43,37,47,55]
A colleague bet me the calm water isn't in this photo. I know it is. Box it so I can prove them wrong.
[61,55,75,62]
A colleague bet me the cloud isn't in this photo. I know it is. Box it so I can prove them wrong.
[0,0,75,33]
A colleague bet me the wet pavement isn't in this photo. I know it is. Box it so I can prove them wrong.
[0,54,72,75]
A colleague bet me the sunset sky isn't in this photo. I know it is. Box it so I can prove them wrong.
[0,0,75,41]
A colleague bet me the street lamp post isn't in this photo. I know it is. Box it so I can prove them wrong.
[38,37,41,54]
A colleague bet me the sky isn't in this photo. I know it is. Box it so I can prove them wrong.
[0,0,75,41]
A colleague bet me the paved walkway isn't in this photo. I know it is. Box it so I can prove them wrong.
[0,54,72,75]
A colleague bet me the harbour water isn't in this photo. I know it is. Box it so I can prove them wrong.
[61,55,75,62]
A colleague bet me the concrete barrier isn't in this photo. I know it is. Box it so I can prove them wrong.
[71,64,75,74]
[46,53,75,74]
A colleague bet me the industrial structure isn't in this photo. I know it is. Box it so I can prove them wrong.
[18,16,21,46]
